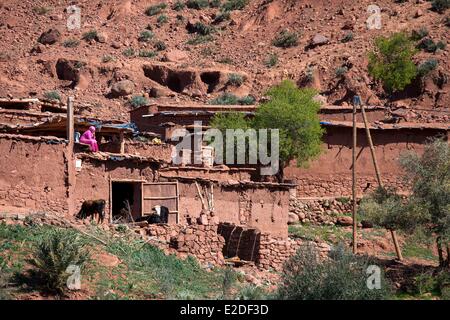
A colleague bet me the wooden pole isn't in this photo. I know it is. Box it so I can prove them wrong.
[360,104,403,261]
[352,99,358,254]
[67,97,74,144]
[195,181,207,210]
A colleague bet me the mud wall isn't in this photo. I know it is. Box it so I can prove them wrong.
[286,127,447,197]
[0,136,68,214]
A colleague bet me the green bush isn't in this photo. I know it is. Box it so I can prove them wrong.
[28,228,90,294]
[236,285,267,300]
[272,30,298,48]
[172,1,186,11]
[341,32,354,43]
[228,73,244,86]
[214,10,231,23]
[145,3,167,16]
[123,47,136,57]
[157,14,169,25]
[335,66,348,77]
[187,34,213,45]
[238,95,255,105]
[44,91,61,101]
[431,0,449,13]
[138,30,154,42]
[210,0,222,8]
[63,39,80,48]
[209,92,240,105]
[276,244,391,300]
[411,27,429,41]
[417,38,446,53]
[186,0,209,9]
[82,30,98,41]
[154,40,167,51]
[189,22,214,35]
[130,95,149,108]
[368,32,418,93]
[265,53,278,67]
[222,0,249,11]
[138,50,157,58]
[417,59,439,77]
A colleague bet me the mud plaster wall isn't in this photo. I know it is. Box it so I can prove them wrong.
[176,182,289,238]
[72,158,156,219]
[0,137,68,214]
[285,127,447,197]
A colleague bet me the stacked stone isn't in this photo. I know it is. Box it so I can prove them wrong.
[289,197,352,225]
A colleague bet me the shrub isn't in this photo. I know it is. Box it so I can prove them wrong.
[264,53,278,67]
[172,1,186,11]
[138,50,157,58]
[236,285,267,300]
[82,30,98,41]
[28,228,89,294]
[210,93,254,105]
[123,47,136,57]
[189,22,214,35]
[44,91,61,101]
[63,39,80,48]
[368,32,417,93]
[213,10,231,23]
[417,38,446,53]
[145,3,167,16]
[130,95,149,108]
[210,0,222,8]
[272,30,298,48]
[411,27,429,41]
[154,40,167,51]
[335,66,348,77]
[341,32,354,43]
[157,14,169,25]
[102,55,116,63]
[238,95,255,105]
[221,267,237,299]
[187,34,213,45]
[186,0,209,9]
[228,73,244,86]
[222,0,249,11]
[431,0,449,13]
[138,30,154,42]
[276,244,391,300]
[417,59,439,77]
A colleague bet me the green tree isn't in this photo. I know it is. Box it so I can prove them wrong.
[368,32,418,93]
[253,80,323,181]
[210,80,323,181]
[360,138,450,267]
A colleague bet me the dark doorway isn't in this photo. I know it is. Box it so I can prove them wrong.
[111,182,141,223]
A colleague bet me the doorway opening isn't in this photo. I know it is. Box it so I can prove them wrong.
[111,181,141,223]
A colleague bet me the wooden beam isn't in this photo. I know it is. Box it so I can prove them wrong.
[352,98,358,254]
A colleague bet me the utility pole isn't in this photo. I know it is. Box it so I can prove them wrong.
[360,101,403,261]
[352,96,358,254]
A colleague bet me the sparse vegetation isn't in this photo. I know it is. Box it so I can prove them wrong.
[264,53,278,67]
[417,38,446,53]
[431,0,450,13]
[335,66,348,77]
[410,27,429,41]
[172,1,186,11]
[187,34,213,45]
[341,32,354,43]
[138,50,157,58]
[82,30,98,42]
[28,228,90,294]
[210,0,222,8]
[272,30,298,48]
[189,22,215,35]
[222,0,249,11]
[138,30,154,42]
[186,0,209,9]
[130,95,149,108]
[213,10,231,23]
[368,32,418,93]
[157,14,169,25]
[227,73,244,86]
[102,55,116,63]
[145,3,167,16]
[123,48,136,57]
[44,91,61,101]
[63,39,80,48]
[417,59,439,77]
[276,244,391,300]
[154,40,167,51]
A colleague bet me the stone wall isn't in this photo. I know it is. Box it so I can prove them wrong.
[289,196,352,225]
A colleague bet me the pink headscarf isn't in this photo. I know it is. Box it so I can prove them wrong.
[89,126,96,133]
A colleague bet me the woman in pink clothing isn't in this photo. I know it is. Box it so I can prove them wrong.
[80,126,99,152]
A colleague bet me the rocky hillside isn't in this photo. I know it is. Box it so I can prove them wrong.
[0,0,448,121]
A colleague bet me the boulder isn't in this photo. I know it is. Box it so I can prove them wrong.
[288,212,300,225]
[110,80,135,97]
[38,29,61,45]
[163,49,189,63]
[336,216,353,226]
[310,34,329,47]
